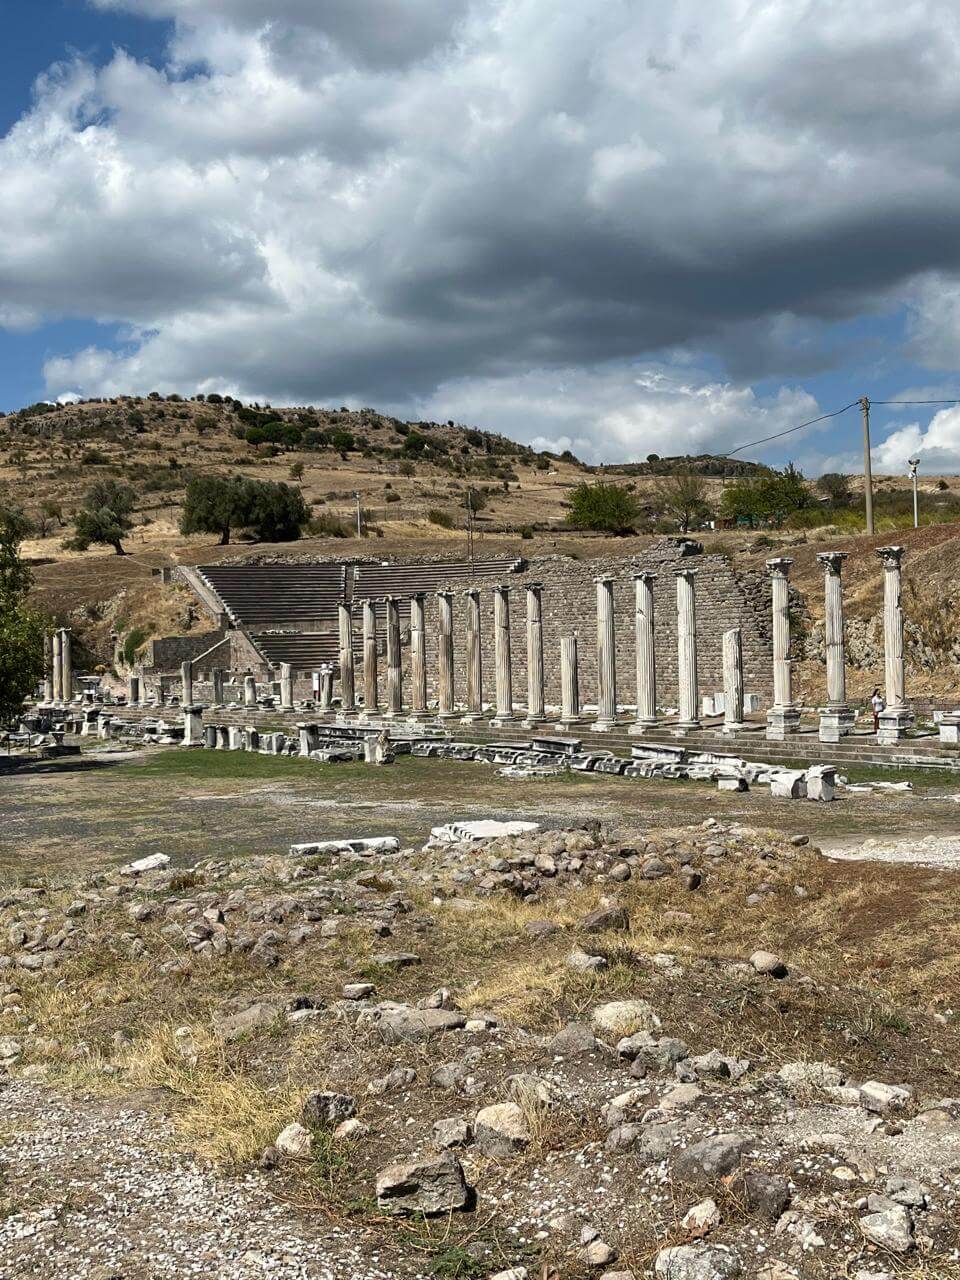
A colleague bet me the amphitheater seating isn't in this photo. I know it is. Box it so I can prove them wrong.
[197,563,346,626]
[353,558,521,600]
[250,632,351,671]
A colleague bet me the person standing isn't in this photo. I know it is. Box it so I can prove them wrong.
[871,686,885,733]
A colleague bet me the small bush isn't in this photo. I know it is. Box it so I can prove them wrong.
[81,447,110,466]
[427,509,454,529]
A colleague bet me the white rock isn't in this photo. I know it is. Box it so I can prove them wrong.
[591,1000,660,1036]
[682,1198,721,1234]
[859,1081,912,1113]
[123,853,170,875]
[428,820,540,845]
[275,1121,313,1158]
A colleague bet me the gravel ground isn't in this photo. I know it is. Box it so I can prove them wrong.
[0,1080,410,1280]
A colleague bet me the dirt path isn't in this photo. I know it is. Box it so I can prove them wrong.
[0,1080,409,1280]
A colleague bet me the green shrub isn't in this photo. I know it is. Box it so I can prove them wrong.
[427,509,454,529]
[566,481,640,534]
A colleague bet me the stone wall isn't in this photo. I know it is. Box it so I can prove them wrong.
[144,630,228,670]
[417,542,774,712]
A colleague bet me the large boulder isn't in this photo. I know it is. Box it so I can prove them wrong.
[375,1153,471,1215]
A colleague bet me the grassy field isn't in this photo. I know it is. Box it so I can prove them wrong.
[2,745,957,884]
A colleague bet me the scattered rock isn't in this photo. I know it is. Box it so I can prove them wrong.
[375,1152,471,1215]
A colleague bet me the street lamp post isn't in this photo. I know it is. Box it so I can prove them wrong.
[908,458,920,530]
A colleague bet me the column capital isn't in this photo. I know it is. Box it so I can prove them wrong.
[593,574,615,586]
[632,570,657,582]
[409,590,426,602]
[765,556,793,576]
[876,545,905,569]
[462,586,481,598]
[673,565,698,579]
[490,581,511,594]
[816,550,848,573]
[382,594,399,604]
[524,580,543,592]
[435,588,454,599]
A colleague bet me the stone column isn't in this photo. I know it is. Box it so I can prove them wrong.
[279,663,294,710]
[409,593,428,720]
[674,568,701,733]
[766,558,800,740]
[211,668,224,707]
[385,596,403,717]
[128,672,141,706]
[244,674,257,707]
[181,660,194,708]
[338,603,356,716]
[559,634,581,727]
[319,666,334,715]
[361,599,379,719]
[722,628,745,733]
[298,722,319,756]
[51,630,63,704]
[491,584,514,725]
[876,546,913,741]
[436,591,456,718]
[182,704,204,747]
[43,633,54,702]
[203,724,217,749]
[462,589,483,721]
[593,577,617,730]
[817,551,853,742]
[523,582,545,727]
[630,572,657,733]
[60,629,73,703]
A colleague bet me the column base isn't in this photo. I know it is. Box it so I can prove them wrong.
[766,707,801,740]
[877,706,914,743]
[721,720,746,735]
[593,718,615,732]
[672,719,701,736]
[818,706,855,743]
[558,717,581,730]
[460,711,483,723]
[628,719,658,735]
[491,714,515,727]
[521,716,544,729]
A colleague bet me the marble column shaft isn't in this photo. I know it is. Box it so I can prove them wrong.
[525,583,545,724]
[768,558,794,709]
[128,673,141,705]
[338,603,356,714]
[409,594,428,717]
[385,596,403,716]
[181,660,194,708]
[436,591,455,717]
[51,631,63,703]
[819,552,848,707]
[722,627,745,732]
[211,668,224,706]
[594,577,617,730]
[43,633,54,701]
[632,572,657,728]
[60,629,73,703]
[244,675,257,706]
[280,662,294,709]
[675,569,700,730]
[463,589,483,719]
[361,599,379,715]
[492,584,513,722]
[878,546,907,709]
[319,667,334,713]
[560,635,581,724]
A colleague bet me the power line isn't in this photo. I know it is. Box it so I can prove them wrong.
[723,401,859,459]
[871,398,960,405]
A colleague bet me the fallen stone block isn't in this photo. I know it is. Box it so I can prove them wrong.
[375,1153,471,1215]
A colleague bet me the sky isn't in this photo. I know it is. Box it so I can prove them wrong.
[3,1,960,473]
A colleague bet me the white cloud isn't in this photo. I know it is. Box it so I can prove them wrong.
[3,0,960,459]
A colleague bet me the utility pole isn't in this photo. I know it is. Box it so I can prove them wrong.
[354,492,362,538]
[860,396,875,536]
[909,458,920,529]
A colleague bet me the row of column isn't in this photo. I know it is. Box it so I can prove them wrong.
[335,552,911,739]
[45,629,73,704]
